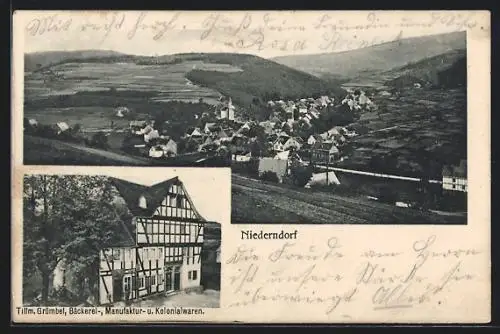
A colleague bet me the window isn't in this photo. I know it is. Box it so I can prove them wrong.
[159,248,163,257]
[176,196,183,208]
[159,274,163,284]
[113,249,120,260]
[123,276,132,294]
[180,225,187,234]
[139,195,147,208]
[151,275,156,285]
[188,270,198,280]
[139,277,145,289]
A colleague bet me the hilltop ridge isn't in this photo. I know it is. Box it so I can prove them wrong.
[272,31,466,79]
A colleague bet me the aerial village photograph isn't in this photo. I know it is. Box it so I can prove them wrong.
[21,170,223,308]
[21,12,468,224]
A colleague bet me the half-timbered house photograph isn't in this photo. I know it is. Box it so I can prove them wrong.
[21,168,227,308]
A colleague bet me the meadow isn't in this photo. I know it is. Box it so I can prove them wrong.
[24,60,228,105]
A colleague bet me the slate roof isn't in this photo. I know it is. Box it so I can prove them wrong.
[110,177,207,221]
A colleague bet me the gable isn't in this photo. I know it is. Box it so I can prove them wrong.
[151,182,206,222]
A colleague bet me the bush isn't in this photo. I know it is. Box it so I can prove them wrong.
[88,132,109,149]
[290,165,313,187]
[260,171,280,183]
[231,159,259,177]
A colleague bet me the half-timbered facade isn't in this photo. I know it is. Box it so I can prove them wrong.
[98,177,212,305]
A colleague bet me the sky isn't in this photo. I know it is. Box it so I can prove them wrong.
[108,167,231,225]
[24,167,231,225]
[15,10,478,58]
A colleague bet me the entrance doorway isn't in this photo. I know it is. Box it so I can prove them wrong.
[165,266,181,293]
[113,275,123,302]
[173,268,181,291]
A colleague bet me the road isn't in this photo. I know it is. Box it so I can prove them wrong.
[231,174,464,224]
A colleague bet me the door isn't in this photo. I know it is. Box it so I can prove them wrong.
[173,267,181,291]
[165,268,173,292]
[113,276,123,302]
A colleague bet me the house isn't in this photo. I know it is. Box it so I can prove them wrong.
[198,137,216,152]
[54,122,70,135]
[98,177,218,305]
[259,121,275,135]
[442,160,467,192]
[258,157,288,183]
[298,107,308,114]
[273,136,289,152]
[144,129,160,143]
[274,150,303,164]
[204,123,217,134]
[327,127,342,137]
[357,94,372,106]
[190,128,204,138]
[237,122,251,134]
[163,139,178,157]
[284,107,295,122]
[307,135,318,146]
[305,171,341,187]
[115,107,130,118]
[333,134,346,145]
[311,141,340,164]
[130,120,147,132]
[149,145,165,158]
[282,137,302,151]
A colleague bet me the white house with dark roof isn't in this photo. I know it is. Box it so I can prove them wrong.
[442,160,467,192]
[98,177,219,305]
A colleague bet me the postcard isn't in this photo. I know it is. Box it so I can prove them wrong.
[11,10,490,323]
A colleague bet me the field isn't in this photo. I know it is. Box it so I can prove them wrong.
[24,135,150,166]
[231,174,465,224]
[341,86,467,177]
[24,106,132,131]
[25,61,226,105]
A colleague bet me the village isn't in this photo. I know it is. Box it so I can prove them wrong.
[23,82,467,213]
[23,88,371,169]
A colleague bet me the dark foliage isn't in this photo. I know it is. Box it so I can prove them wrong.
[260,171,280,183]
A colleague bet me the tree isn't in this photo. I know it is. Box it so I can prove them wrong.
[260,171,280,183]
[290,164,313,187]
[90,132,108,149]
[23,175,131,305]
